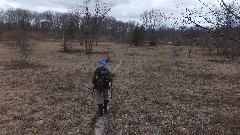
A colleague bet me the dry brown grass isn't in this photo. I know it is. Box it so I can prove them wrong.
[0,40,239,134]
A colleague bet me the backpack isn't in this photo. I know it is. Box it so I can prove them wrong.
[94,68,110,90]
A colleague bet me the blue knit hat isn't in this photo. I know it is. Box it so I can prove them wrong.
[98,59,106,68]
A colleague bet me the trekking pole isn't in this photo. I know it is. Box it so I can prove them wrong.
[113,60,122,73]
[110,60,121,99]
[92,87,94,95]
[110,81,113,99]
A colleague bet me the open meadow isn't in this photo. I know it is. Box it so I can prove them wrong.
[0,39,239,134]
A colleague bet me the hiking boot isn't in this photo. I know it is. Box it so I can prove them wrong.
[103,100,109,114]
[97,104,103,117]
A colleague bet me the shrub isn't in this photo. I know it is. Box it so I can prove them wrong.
[131,26,144,46]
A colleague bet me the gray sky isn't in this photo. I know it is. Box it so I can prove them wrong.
[0,0,233,27]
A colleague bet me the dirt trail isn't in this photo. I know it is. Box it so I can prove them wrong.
[94,112,107,135]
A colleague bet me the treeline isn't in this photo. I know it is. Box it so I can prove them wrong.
[0,8,178,42]
[0,0,240,58]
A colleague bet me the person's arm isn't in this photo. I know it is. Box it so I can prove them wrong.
[92,69,97,84]
[108,70,113,82]
[107,70,113,99]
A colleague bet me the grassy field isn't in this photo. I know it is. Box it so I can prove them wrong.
[0,39,239,134]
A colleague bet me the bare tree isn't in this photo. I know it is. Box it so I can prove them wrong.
[0,9,4,41]
[4,9,16,29]
[52,12,63,41]
[71,0,113,56]
[11,9,32,66]
[141,9,162,46]
[13,29,32,65]
[39,11,54,37]
[179,0,240,57]
[30,11,40,30]
[101,16,116,42]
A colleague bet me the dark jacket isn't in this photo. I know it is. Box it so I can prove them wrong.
[92,67,113,89]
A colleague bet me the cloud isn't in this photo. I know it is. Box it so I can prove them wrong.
[0,0,77,12]
[0,0,14,9]
[0,0,229,27]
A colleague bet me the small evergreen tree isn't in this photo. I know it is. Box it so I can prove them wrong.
[131,26,144,46]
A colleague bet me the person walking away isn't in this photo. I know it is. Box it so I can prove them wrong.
[92,59,113,117]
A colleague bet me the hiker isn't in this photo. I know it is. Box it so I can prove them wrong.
[92,59,113,117]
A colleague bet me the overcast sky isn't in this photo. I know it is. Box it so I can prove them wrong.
[0,0,233,27]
